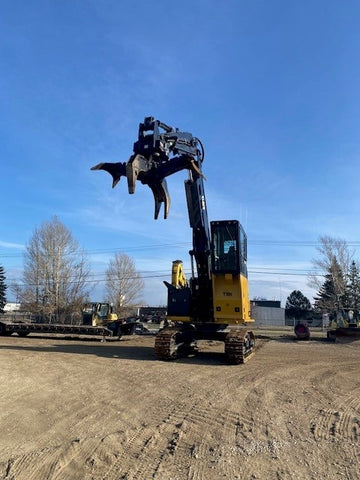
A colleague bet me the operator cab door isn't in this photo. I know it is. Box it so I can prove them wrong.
[210,220,248,277]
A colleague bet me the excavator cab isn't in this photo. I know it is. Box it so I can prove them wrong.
[211,221,253,324]
[211,220,247,275]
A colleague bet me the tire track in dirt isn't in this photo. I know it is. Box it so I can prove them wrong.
[96,347,273,479]
[233,378,297,480]
[89,397,272,479]
[310,387,360,442]
[2,335,360,479]
[1,437,102,480]
[186,407,244,480]
[97,399,206,480]
[309,386,360,480]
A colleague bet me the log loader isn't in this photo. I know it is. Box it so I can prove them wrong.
[92,117,255,363]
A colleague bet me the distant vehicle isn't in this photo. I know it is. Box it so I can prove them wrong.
[327,309,360,342]
[294,322,310,340]
[0,302,136,339]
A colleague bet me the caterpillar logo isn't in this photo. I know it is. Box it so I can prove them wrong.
[223,291,232,297]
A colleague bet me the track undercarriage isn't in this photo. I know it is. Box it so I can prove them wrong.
[155,323,255,364]
[327,326,360,342]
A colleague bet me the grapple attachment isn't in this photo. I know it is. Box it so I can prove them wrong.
[91,117,204,219]
[91,162,126,188]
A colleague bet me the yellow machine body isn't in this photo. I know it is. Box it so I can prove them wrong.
[166,221,254,326]
[171,260,188,288]
[93,310,118,326]
[212,272,253,324]
[82,302,118,327]
[168,314,192,323]
[167,272,253,325]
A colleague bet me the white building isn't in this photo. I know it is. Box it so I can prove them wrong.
[251,300,285,327]
[3,303,21,312]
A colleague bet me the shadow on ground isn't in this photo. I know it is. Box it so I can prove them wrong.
[0,336,270,366]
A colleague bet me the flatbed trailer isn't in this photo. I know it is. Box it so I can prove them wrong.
[0,319,136,339]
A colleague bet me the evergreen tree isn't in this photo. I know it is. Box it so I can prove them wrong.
[313,258,346,313]
[313,273,336,313]
[285,290,312,319]
[0,265,7,313]
[346,261,360,311]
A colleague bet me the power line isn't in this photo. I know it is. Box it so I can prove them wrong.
[5,267,324,289]
[3,238,360,259]
[0,242,192,259]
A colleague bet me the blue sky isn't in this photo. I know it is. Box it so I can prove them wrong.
[2,0,360,307]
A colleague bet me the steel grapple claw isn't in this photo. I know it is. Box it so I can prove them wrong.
[90,162,126,188]
[126,154,150,194]
[126,154,171,219]
[149,179,170,219]
[91,117,205,219]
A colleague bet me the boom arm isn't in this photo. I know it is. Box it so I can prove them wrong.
[91,116,213,319]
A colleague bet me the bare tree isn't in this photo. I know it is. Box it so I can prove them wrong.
[308,235,353,306]
[0,265,7,313]
[105,253,144,317]
[13,216,90,320]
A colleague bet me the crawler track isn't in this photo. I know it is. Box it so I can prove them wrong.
[224,329,255,364]
[155,325,255,364]
[155,327,183,360]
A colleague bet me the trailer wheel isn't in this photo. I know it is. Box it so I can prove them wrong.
[115,325,123,339]
[17,331,30,337]
[327,330,336,342]
[0,324,12,336]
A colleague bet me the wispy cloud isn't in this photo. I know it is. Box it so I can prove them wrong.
[0,241,24,249]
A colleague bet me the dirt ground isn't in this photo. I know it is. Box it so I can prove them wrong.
[0,329,359,480]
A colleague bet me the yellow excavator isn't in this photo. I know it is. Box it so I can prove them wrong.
[92,117,255,364]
